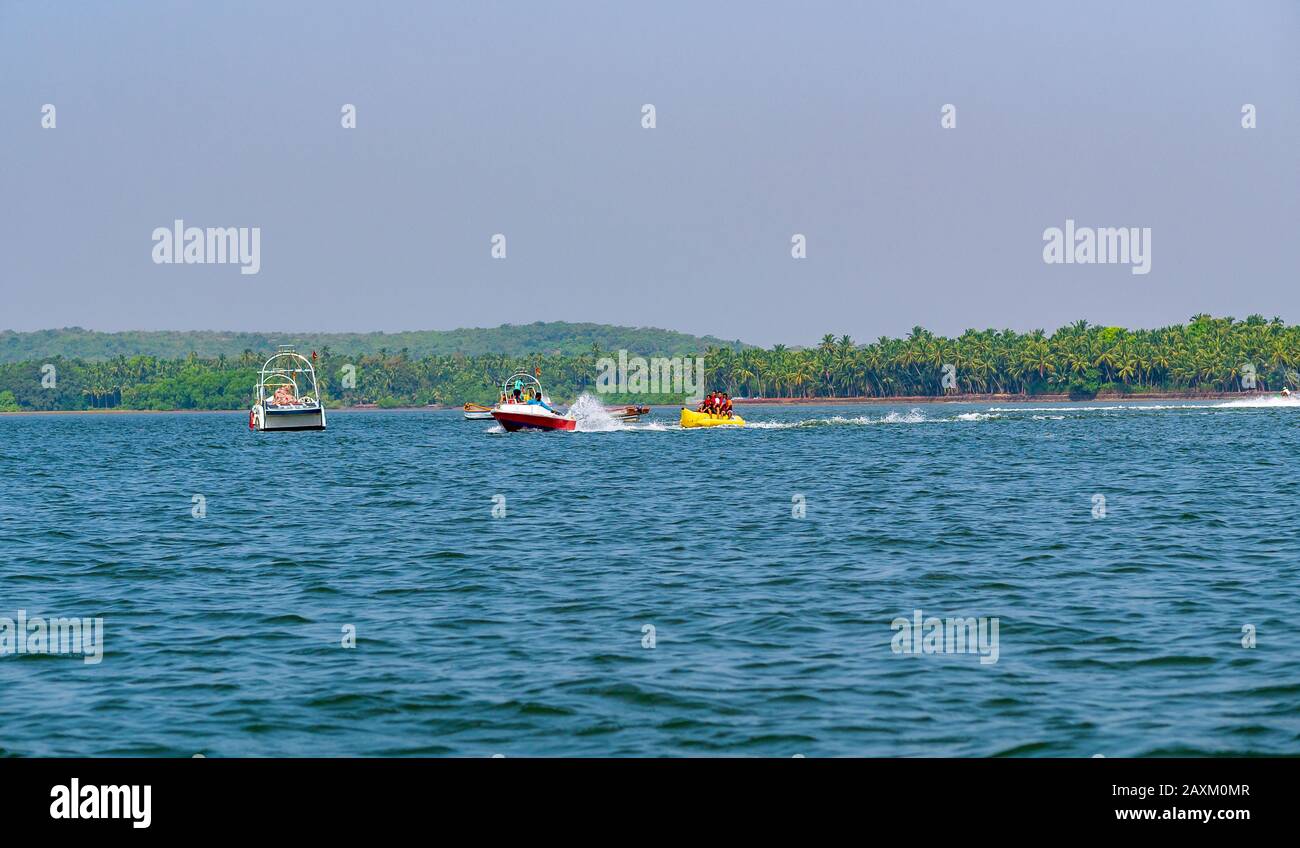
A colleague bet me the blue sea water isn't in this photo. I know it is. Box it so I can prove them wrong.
[1,398,1298,757]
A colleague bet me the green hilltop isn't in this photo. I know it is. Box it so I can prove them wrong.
[0,322,748,363]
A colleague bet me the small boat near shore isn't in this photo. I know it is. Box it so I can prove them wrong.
[610,404,650,422]
[463,402,494,420]
[250,347,327,432]
[680,407,745,428]
[491,373,577,431]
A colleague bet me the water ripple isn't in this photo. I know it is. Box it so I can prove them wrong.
[1,403,1298,756]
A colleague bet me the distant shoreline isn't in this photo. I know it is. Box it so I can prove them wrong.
[0,390,1280,417]
[0,406,449,416]
[0,406,443,416]
[729,390,1259,405]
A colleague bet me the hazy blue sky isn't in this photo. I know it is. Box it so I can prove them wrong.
[2,1,1296,346]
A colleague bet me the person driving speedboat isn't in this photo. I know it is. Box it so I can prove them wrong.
[526,392,558,414]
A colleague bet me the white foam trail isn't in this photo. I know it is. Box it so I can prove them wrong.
[746,409,929,429]
[955,412,1000,421]
[568,393,626,432]
[627,420,671,431]
[987,404,1206,413]
[987,398,1300,414]
[1213,395,1300,409]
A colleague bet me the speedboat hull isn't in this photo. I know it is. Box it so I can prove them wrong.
[252,403,327,431]
[680,408,744,428]
[492,403,576,432]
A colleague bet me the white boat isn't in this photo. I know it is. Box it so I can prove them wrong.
[250,347,327,432]
[463,402,495,420]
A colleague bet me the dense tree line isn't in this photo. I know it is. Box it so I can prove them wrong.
[710,315,1299,399]
[0,316,1295,412]
[0,322,742,363]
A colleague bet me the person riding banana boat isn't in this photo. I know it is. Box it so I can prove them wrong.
[680,390,745,428]
[697,391,733,417]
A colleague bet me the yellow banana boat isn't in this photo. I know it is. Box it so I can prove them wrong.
[680,408,745,428]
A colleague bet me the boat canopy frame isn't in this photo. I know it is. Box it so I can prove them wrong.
[500,371,546,401]
[257,346,322,406]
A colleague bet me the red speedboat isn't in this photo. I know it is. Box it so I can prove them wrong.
[491,373,577,432]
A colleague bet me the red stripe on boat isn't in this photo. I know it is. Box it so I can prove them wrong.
[490,411,577,431]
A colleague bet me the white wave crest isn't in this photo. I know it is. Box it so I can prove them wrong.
[627,420,671,431]
[568,393,625,432]
[1213,395,1300,409]
[987,403,1205,413]
[746,409,928,429]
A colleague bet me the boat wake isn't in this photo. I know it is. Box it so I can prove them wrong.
[490,395,1300,436]
[987,403,1204,413]
[747,409,929,429]
[984,396,1300,414]
[1212,395,1300,409]
[628,420,672,431]
[568,393,626,432]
